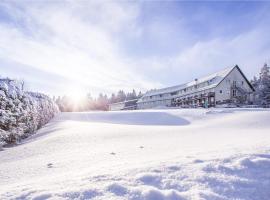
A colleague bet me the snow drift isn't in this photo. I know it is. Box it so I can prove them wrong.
[0,78,59,146]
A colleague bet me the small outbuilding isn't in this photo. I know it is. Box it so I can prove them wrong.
[109,99,138,111]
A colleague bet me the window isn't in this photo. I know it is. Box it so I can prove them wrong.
[232,89,236,97]
[233,81,236,87]
[220,90,222,94]
[242,81,244,85]
[209,78,215,83]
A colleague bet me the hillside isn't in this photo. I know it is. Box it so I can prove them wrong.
[0,108,270,199]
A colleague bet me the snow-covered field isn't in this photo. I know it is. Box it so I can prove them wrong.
[1,108,270,200]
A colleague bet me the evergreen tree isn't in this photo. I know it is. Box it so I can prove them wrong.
[252,63,270,107]
[97,93,109,110]
[131,89,137,99]
[116,90,126,102]
[137,91,143,98]
[259,63,270,106]
[110,93,117,103]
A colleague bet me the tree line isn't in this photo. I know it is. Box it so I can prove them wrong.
[55,89,143,112]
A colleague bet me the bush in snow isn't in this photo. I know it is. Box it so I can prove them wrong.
[0,78,59,146]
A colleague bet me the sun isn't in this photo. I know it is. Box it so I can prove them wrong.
[66,87,87,104]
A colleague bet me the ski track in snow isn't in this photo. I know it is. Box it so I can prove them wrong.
[0,108,270,200]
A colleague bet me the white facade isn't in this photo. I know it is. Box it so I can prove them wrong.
[215,67,254,103]
[109,102,125,111]
[137,66,254,109]
[109,99,138,111]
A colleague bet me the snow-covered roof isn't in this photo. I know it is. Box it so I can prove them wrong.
[141,66,234,98]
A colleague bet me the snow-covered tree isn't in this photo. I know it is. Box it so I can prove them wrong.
[259,64,270,105]
[126,89,137,100]
[252,63,270,107]
[116,90,126,102]
[0,78,59,146]
[96,93,109,110]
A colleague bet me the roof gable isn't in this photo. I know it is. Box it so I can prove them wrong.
[236,65,255,91]
[215,65,255,91]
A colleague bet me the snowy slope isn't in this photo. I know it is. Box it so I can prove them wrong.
[0,108,270,200]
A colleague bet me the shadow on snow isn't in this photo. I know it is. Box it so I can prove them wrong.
[58,111,190,126]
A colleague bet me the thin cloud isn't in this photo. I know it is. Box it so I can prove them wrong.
[0,1,158,96]
[0,1,269,96]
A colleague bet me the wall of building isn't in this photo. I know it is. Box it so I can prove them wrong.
[137,99,171,109]
[109,102,125,111]
[215,67,254,103]
[137,67,254,109]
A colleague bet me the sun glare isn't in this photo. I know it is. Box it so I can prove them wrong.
[67,87,86,104]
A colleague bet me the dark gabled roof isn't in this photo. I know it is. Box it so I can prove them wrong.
[235,65,255,91]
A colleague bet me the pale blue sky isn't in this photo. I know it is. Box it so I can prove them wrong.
[0,1,270,97]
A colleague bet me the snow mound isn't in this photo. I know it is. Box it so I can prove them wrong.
[107,183,128,196]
